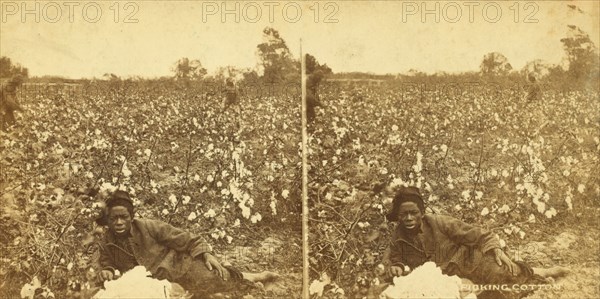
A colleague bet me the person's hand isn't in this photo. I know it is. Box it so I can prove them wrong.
[202,253,230,281]
[494,248,518,276]
[99,270,114,282]
[388,265,404,277]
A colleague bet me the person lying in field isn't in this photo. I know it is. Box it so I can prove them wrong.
[380,186,569,299]
[96,191,278,298]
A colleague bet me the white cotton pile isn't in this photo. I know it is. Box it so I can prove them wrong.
[93,266,181,299]
[380,262,471,299]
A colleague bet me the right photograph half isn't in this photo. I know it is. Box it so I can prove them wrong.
[306,2,599,299]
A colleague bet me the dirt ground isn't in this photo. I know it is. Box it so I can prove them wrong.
[212,236,303,298]
[521,225,600,299]
[251,226,599,299]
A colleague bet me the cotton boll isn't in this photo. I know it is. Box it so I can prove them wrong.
[168,194,177,207]
[250,213,262,224]
[93,266,178,299]
[239,202,251,219]
[309,279,327,297]
[480,207,490,216]
[381,262,462,299]
[544,208,557,219]
[203,209,216,218]
[309,273,331,297]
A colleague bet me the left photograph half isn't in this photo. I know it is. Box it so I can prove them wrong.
[0,2,304,298]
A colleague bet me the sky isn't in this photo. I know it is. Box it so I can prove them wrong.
[1,0,598,79]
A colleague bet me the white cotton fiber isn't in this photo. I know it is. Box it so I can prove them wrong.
[380,262,467,299]
[93,266,185,299]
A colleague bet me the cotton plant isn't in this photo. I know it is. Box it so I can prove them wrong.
[269,192,278,215]
[250,212,262,224]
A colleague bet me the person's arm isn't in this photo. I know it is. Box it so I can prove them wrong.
[438,215,520,274]
[145,220,231,279]
[436,215,500,254]
[145,219,212,258]
[98,242,117,281]
[382,230,407,277]
[383,246,406,267]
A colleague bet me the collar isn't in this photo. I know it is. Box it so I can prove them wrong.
[115,230,133,239]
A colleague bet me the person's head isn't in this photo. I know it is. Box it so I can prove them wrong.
[386,186,425,231]
[106,190,134,236]
[527,73,537,83]
[5,75,23,91]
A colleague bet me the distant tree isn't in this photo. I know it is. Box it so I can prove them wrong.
[0,56,29,79]
[407,69,427,77]
[213,66,247,83]
[480,52,513,76]
[304,54,331,122]
[172,58,207,81]
[242,70,260,82]
[305,54,333,75]
[560,25,600,86]
[103,73,120,81]
[521,59,553,79]
[256,27,298,82]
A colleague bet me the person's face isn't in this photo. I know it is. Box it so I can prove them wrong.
[108,206,132,236]
[6,83,17,92]
[397,202,423,230]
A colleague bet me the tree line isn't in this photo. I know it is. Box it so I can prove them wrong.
[2,22,598,91]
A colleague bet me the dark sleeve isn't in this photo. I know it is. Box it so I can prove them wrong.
[383,229,406,268]
[145,220,212,258]
[307,93,322,107]
[98,241,117,274]
[0,87,6,104]
[436,215,500,254]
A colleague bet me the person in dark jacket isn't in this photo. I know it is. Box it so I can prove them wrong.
[222,78,238,113]
[306,71,324,122]
[526,73,542,104]
[0,75,24,130]
[97,191,278,297]
[382,186,569,299]
[524,73,548,135]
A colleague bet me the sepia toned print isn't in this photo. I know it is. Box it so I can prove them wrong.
[303,1,598,299]
[1,1,599,299]
[1,1,307,298]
